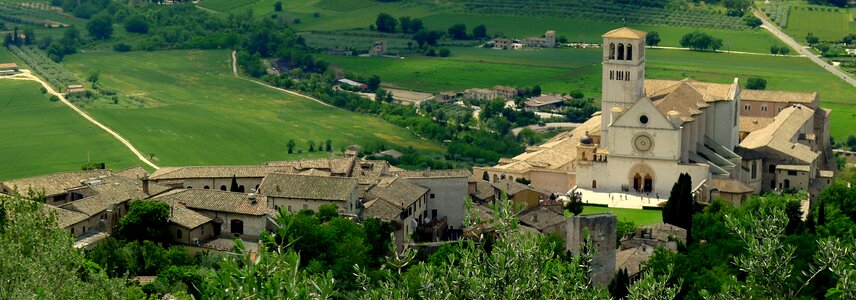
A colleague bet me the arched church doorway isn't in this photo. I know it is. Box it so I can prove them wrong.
[633,174,642,191]
[592,180,597,189]
[644,174,653,193]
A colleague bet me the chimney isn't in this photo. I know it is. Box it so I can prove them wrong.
[142,176,150,195]
[248,193,257,204]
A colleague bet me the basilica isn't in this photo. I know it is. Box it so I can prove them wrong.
[475,27,835,206]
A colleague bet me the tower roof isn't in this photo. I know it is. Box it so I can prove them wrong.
[601,27,647,40]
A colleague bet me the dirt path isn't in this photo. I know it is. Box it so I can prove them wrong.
[753,9,856,88]
[3,70,160,170]
[230,51,338,109]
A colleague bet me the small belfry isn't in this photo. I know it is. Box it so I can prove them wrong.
[600,27,647,137]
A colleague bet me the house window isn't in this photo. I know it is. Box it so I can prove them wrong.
[71,227,74,234]
[761,105,768,112]
[82,226,86,232]
[787,170,797,176]
[770,180,775,189]
[187,186,193,189]
[220,185,227,191]
[768,164,776,173]
[176,229,182,239]
[751,161,757,179]
[744,104,751,111]
[625,71,630,81]
[430,193,435,199]
[610,70,614,80]
[287,205,292,212]
[204,186,210,189]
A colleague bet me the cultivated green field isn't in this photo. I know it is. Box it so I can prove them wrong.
[61,50,442,167]
[199,0,778,53]
[579,205,663,225]
[322,47,856,140]
[197,0,259,12]
[784,6,853,42]
[0,80,138,180]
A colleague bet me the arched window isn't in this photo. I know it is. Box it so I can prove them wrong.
[509,176,514,181]
[501,175,506,180]
[582,152,587,161]
[187,186,192,189]
[204,186,210,189]
[627,44,633,60]
[617,43,625,60]
[783,179,790,189]
[493,174,499,182]
[220,185,227,191]
[592,180,597,189]
[625,71,630,81]
[238,185,245,193]
[609,43,615,59]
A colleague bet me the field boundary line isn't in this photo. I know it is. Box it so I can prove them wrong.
[231,51,339,109]
[1,71,160,170]
[648,46,804,57]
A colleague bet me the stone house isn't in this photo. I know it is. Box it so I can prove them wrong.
[259,173,360,215]
[151,189,269,239]
[165,204,216,245]
[1,169,114,205]
[365,177,429,243]
[148,165,292,192]
[492,38,513,50]
[394,169,471,230]
[525,94,570,112]
[438,92,457,102]
[369,40,387,56]
[517,206,567,237]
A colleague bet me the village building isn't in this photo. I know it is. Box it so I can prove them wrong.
[369,40,387,56]
[365,176,429,242]
[148,165,292,192]
[463,88,497,101]
[259,173,361,215]
[493,85,519,100]
[474,27,834,207]
[393,169,471,231]
[525,94,571,112]
[491,180,546,209]
[0,63,19,76]
[151,189,269,240]
[468,180,496,203]
[617,223,687,279]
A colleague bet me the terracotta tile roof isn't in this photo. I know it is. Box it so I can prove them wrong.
[712,178,754,194]
[45,205,90,228]
[363,198,402,221]
[263,157,356,175]
[60,175,168,216]
[153,189,268,216]
[491,180,542,197]
[366,177,428,208]
[601,27,646,39]
[525,94,569,107]
[168,204,213,229]
[739,105,818,164]
[491,115,600,172]
[517,207,566,231]
[652,81,709,123]
[298,169,332,177]
[493,85,518,92]
[470,181,495,201]
[646,79,736,103]
[776,165,810,172]
[740,117,774,133]
[393,169,472,178]
[114,166,149,179]
[0,63,18,69]
[258,173,358,202]
[819,170,834,178]
[616,247,652,276]
[150,165,292,180]
[741,89,817,105]
[1,169,113,197]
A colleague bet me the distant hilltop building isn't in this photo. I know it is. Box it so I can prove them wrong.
[523,30,557,48]
[475,27,834,206]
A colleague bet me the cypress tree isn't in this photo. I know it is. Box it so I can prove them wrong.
[230,175,239,192]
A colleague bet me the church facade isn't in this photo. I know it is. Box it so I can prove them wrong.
[474,27,834,206]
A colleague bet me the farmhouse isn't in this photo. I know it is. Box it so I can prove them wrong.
[493,85,519,100]
[525,94,571,111]
[66,84,86,94]
[337,78,368,90]
[474,27,834,206]
[523,30,558,48]
[463,88,497,101]
[437,91,457,102]
[492,38,513,50]
[0,63,19,76]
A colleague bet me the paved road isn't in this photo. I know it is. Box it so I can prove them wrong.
[511,122,583,135]
[4,70,160,170]
[754,9,856,88]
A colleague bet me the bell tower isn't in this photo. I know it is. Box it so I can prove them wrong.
[600,27,647,140]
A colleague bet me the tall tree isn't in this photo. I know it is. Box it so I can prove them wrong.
[86,14,113,40]
[230,175,239,192]
[662,173,694,238]
[287,139,296,154]
[645,31,660,46]
[118,199,171,243]
[472,24,487,39]
[398,16,411,33]
[448,23,468,40]
[375,13,397,33]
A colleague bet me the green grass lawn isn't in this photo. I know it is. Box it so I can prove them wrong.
[784,6,852,42]
[322,46,856,140]
[197,0,259,12]
[0,80,138,180]
[579,205,663,225]
[61,49,442,167]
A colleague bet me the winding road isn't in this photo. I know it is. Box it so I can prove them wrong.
[3,70,160,170]
[753,9,856,88]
